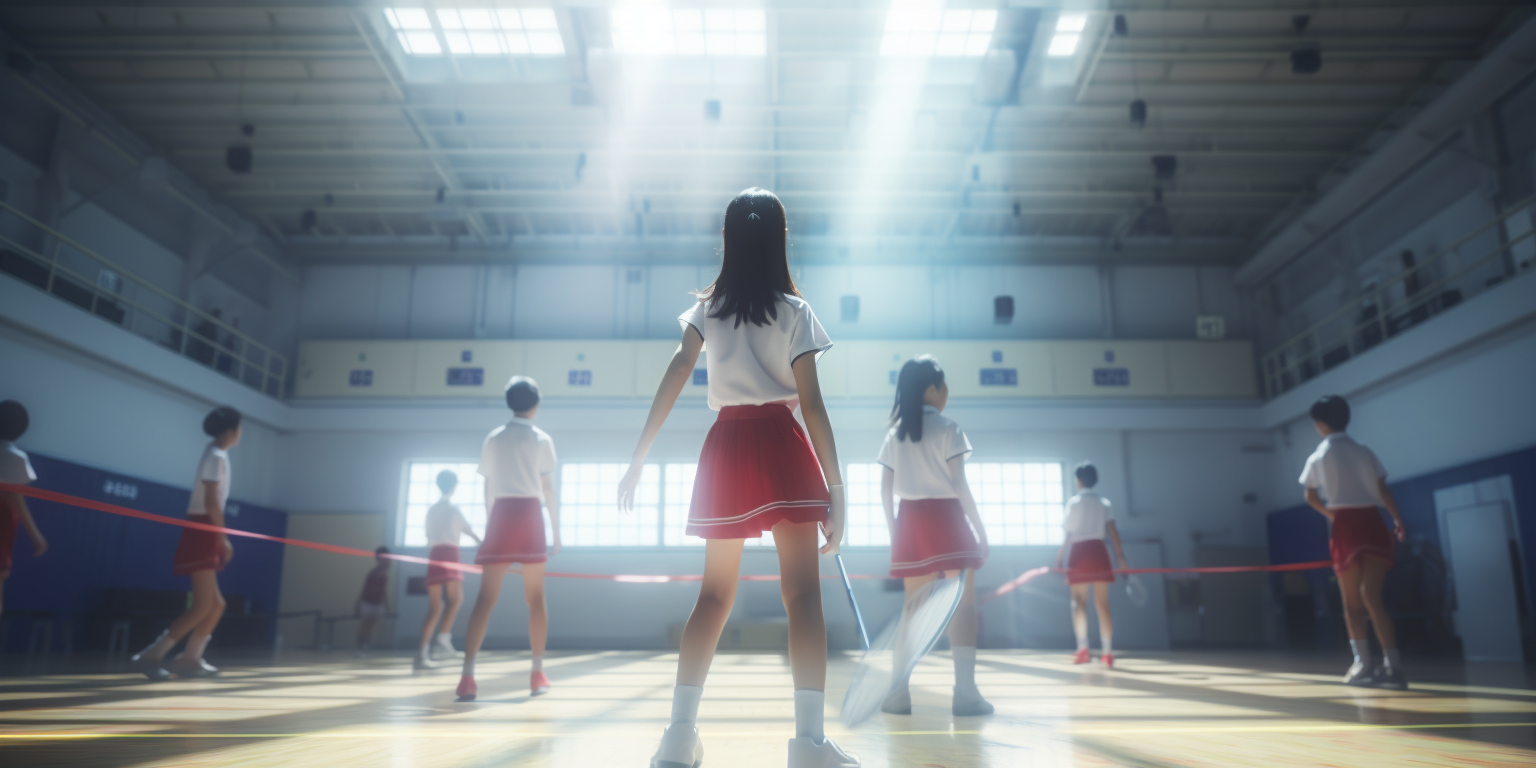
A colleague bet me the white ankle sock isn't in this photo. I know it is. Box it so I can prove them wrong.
[462,656,475,678]
[1074,629,1088,651]
[437,632,454,647]
[953,646,978,690]
[1350,638,1371,667]
[671,684,703,724]
[418,641,431,658]
[793,689,825,742]
[1383,647,1400,669]
[531,655,543,672]
[138,630,175,661]
[1099,631,1112,656]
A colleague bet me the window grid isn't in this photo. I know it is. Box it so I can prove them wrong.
[663,463,701,547]
[881,2,996,58]
[845,463,891,547]
[611,8,766,56]
[402,461,486,548]
[561,463,659,546]
[385,7,564,57]
[1047,13,1087,58]
[967,462,1065,546]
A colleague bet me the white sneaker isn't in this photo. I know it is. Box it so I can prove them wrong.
[433,635,464,659]
[951,686,994,717]
[650,723,703,768]
[879,686,911,715]
[787,736,859,767]
[413,654,437,670]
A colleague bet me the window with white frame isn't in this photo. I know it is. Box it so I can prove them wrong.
[845,463,891,547]
[385,6,565,57]
[610,8,766,56]
[1046,13,1087,57]
[401,461,488,547]
[967,462,1065,545]
[561,463,660,546]
[663,463,701,546]
[881,1,997,58]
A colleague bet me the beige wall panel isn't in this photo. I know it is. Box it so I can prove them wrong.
[1166,341,1258,398]
[295,341,416,398]
[522,340,638,398]
[411,341,526,398]
[1051,341,1171,397]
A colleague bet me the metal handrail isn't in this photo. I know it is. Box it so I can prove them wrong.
[0,199,290,398]
[1260,194,1536,399]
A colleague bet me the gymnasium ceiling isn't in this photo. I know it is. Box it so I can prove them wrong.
[0,0,1530,265]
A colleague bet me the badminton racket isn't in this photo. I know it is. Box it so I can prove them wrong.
[839,571,964,727]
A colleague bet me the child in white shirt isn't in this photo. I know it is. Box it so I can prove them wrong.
[415,469,481,669]
[0,400,49,622]
[1053,463,1128,667]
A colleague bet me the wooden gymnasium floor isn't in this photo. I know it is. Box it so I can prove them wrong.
[1,650,1534,767]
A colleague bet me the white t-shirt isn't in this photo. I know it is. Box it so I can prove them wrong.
[1299,433,1387,509]
[188,443,231,515]
[1064,491,1112,544]
[425,499,472,546]
[876,406,973,500]
[0,441,36,485]
[479,418,557,500]
[678,293,832,411]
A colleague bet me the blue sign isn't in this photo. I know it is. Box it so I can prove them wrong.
[568,369,593,387]
[349,369,373,387]
[692,369,708,386]
[980,368,1017,386]
[1104,350,1116,363]
[461,350,473,363]
[446,367,484,387]
[1093,367,1130,386]
[102,479,139,500]
[991,350,1003,363]
[889,370,898,385]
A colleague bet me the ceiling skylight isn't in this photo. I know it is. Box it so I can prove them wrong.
[881,2,996,58]
[1047,13,1087,57]
[385,7,565,57]
[610,8,766,56]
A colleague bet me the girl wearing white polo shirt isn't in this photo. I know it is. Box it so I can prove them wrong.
[1054,462,1128,667]
[620,188,857,768]
[877,356,992,717]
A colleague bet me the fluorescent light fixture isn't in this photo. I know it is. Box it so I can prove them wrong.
[881,2,996,58]
[385,6,564,56]
[1047,13,1088,57]
[610,8,766,56]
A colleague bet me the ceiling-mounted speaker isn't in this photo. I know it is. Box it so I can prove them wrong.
[1113,14,1128,36]
[1129,99,1147,128]
[1152,154,1177,180]
[994,296,1014,325]
[240,123,255,137]
[225,145,253,173]
[300,209,317,230]
[1291,45,1322,74]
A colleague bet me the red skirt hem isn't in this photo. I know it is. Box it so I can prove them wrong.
[890,497,984,578]
[1066,539,1115,584]
[172,514,227,576]
[426,544,464,585]
[686,404,829,540]
[1330,506,1395,573]
[477,497,547,565]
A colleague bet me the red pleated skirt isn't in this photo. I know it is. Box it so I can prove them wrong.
[0,498,17,574]
[172,513,227,575]
[426,544,464,586]
[1330,506,1395,573]
[477,497,547,565]
[687,404,830,540]
[1066,539,1115,585]
[890,498,984,577]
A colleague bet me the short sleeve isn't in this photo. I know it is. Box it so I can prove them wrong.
[198,453,225,484]
[678,300,707,341]
[539,436,557,476]
[477,435,494,479]
[876,430,896,470]
[787,301,833,364]
[0,448,35,485]
[1368,448,1387,480]
[947,423,974,462]
[1100,496,1114,520]
[1298,455,1319,488]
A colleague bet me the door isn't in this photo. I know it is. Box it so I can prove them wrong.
[1443,502,1523,662]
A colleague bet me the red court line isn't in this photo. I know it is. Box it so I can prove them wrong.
[982,560,1333,603]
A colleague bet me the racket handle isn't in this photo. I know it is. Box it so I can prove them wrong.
[835,554,871,651]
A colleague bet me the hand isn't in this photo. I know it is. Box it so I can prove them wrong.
[30,534,48,557]
[549,537,562,557]
[819,486,846,555]
[1394,523,1407,542]
[979,537,991,564]
[617,462,644,513]
[220,536,235,565]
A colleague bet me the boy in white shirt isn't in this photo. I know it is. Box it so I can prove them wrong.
[1299,395,1407,689]
[0,400,49,621]
[456,376,561,701]
[416,469,481,669]
[1053,463,1128,667]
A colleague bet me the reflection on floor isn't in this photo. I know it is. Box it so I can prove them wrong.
[1,650,1533,767]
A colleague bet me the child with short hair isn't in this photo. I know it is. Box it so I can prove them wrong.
[416,470,481,669]
[1300,394,1408,689]
[1053,462,1128,667]
[622,188,857,768]
[456,376,561,701]
[0,400,49,621]
[877,356,992,717]
[355,546,392,654]
[132,406,241,679]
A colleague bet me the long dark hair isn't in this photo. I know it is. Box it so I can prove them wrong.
[700,188,799,327]
[891,356,945,442]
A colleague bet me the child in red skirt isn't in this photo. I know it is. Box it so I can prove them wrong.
[1053,463,1127,667]
[132,406,241,680]
[875,357,992,717]
[456,376,561,701]
[354,546,391,655]
[621,189,858,768]
[1,401,49,621]
[416,469,481,669]
[1300,395,1408,689]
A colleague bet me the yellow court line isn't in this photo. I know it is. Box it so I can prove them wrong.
[1068,721,1536,735]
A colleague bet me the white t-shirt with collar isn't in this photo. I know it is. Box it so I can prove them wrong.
[678,293,833,411]
[188,442,231,514]
[425,499,473,546]
[0,440,36,485]
[1064,491,1112,544]
[479,417,558,500]
[1299,432,1387,509]
[876,406,973,500]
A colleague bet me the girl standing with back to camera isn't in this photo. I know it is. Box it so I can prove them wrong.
[620,188,858,768]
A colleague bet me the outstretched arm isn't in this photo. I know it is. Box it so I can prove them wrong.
[1105,520,1127,569]
[948,456,988,562]
[793,353,844,554]
[1304,487,1334,522]
[619,327,703,511]
[1378,479,1406,542]
[205,480,233,564]
[880,466,896,538]
[7,494,46,557]
[543,472,561,556]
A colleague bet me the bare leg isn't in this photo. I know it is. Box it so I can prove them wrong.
[523,562,547,659]
[1070,583,1090,651]
[168,571,223,647]
[676,538,745,686]
[1093,581,1113,654]
[441,580,464,631]
[356,615,377,648]
[1359,556,1397,650]
[774,520,827,692]
[1336,563,1369,642]
[947,569,978,648]
[463,563,510,671]
[419,584,444,653]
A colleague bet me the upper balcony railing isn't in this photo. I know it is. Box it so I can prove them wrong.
[0,199,288,398]
[1260,194,1536,400]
